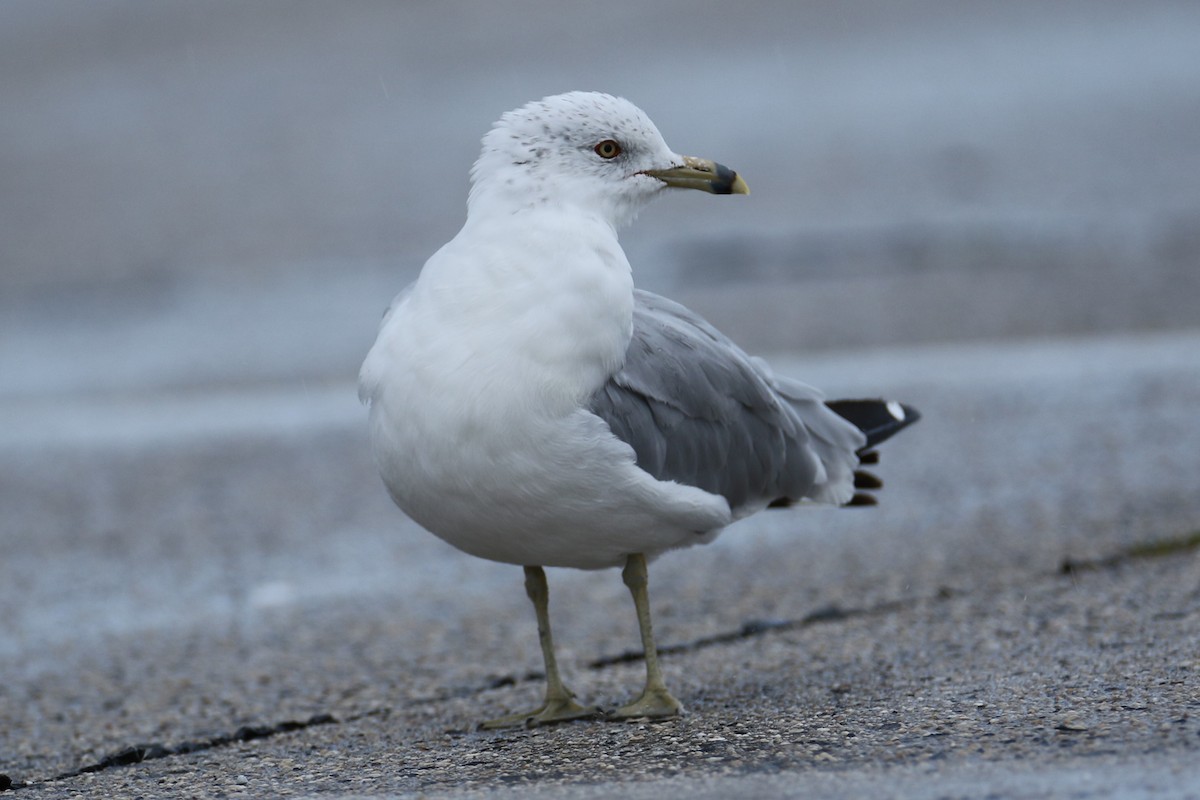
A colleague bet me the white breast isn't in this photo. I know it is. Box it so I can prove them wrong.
[358,211,731,569]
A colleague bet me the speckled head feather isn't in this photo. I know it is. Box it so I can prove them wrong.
[468,92,680,228]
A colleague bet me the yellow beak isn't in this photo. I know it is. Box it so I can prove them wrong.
[641,155,750,195]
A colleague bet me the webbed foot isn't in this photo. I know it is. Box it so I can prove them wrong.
[479,694,601,729]
[606,686,684,721]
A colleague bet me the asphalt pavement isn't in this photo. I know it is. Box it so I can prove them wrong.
[3,2,1200,797]
[3,331,1199,798]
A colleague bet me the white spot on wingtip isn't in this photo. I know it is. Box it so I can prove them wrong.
[886,400,906,421]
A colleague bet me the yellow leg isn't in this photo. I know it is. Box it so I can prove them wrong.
[607,553,684,720]
[479,566,599,729]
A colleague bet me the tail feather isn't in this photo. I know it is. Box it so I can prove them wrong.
[825,398,920,507]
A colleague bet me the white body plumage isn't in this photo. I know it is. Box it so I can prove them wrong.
[359,208,732,569]
[359,91,871,571]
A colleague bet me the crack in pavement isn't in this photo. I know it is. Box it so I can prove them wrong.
[586,596,925,670]
[1059,529,1200,575]
[5,529,1195,792]
[1,591,938,793]
[1,715,338,793]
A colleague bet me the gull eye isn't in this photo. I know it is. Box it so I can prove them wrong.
[594,139,622,159]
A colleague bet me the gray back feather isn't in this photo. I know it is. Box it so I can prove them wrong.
[589,290,865,512]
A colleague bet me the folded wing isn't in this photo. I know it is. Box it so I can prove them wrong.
[589,290,867,514]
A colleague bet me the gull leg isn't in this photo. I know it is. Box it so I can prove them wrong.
[479,565,599,729]
[607,553,684,720]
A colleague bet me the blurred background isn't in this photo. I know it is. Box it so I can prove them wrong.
[3,0,1198,404]
[2,1,1199,673]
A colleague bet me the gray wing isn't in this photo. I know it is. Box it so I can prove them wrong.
[588,290,866,513]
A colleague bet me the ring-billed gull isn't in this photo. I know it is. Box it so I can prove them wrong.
[359,91,919,728]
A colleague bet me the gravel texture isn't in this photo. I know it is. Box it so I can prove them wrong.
[3,3,1200,797]
[3,333,1199,798]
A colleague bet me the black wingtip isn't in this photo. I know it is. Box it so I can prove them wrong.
[853,470,883,490]
[826,398,920,452]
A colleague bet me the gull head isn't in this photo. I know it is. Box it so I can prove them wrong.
[468,91,747,229]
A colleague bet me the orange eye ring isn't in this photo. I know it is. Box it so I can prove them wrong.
[594,139,622,159]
